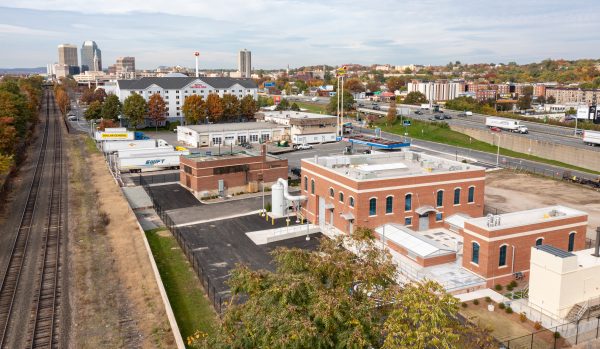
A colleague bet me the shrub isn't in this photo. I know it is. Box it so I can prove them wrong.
[168,120,181,131]
[507,285,514,291]
[554,331,561,339]
[485,296,492,303]
[265,202,272,212]
[509,280,518,288]
[461,302,468,308]
[519,312,527,322]
[505,307,513,314]
[534,321,542,330]
[495,284,503,291]
[473,299,479,305]
[498,302,506,309]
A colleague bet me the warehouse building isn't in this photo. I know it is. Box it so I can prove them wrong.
[300,151,486,234]
[257,111,337,144]
[115,75,258,122]
[179,145,288,198]
[176,122,286,148]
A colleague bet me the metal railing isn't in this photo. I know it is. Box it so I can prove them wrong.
[140,175,229,314]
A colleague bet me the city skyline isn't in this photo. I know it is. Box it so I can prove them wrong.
[0,1,599,69]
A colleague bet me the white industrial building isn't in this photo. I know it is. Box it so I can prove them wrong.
[115,74,258,123]
[257,111,338,144]
[177,122,286,147]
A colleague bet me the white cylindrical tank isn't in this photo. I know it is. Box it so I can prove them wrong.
[271,181,285,217]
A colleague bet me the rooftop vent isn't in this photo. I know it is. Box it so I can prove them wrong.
[486,214,501,227]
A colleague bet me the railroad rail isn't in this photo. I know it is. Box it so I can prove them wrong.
[28,91,63,348]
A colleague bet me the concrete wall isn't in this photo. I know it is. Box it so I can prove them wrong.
[450,125,600,172]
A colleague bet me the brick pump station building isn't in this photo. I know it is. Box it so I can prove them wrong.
[300,151,486,234]
[180,145,288,198]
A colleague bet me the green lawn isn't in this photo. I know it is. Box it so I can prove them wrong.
[145,228,217,345]
[376,118,600,175]
[294,101,327,114]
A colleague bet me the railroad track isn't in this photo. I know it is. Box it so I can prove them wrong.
[28,92,63,348]
[0,89,63,348]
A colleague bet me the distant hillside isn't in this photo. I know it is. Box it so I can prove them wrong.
[0,67,46,74]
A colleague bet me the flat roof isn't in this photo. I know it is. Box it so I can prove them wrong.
[180,122,283,133]
[344,135,410,149]
[183,150,281,162]
[375,224,455,258]
[466,205,587,231]
[304,151,483,180]
[262,111,334,120]
[535,245,575,259]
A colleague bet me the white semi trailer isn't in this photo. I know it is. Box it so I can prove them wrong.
[116,150,190,173]
[583,130,600,146]
[102,139,170,153]
[485,117,529,134]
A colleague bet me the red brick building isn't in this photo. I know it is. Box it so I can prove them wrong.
[180,146,288,198]
[461,206,588,286]
[300,151,486,234]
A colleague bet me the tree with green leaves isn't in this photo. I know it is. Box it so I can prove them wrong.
[84,100,102,121]
[221,94,241,120]
[386,77,404,93]
[517,94,532,110]
[182,95,207,124]
[239,95,257,119]
[122,93,148,129]
[93,88,108,103]
[547,95,556,104]
[403,91,428,105]
[386,100,397,126]
[326,90,355,115]
[101,94,122,122]
[275,98,290,111]
[290,102,300,111]
[148,93,167,131]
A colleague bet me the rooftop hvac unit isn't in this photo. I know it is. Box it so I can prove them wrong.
[486,214,501,227]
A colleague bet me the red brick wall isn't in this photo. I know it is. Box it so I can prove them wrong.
[462,217,587,285]
[300,159,485,233]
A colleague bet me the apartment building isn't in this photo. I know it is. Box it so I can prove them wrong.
[545,87,600,105]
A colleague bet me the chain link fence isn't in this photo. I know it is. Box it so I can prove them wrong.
[140,175,229,314]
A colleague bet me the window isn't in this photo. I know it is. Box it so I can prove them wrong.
[472,242,480,264]
[405,217,412,226]
[468,186,475,203]
[454,188,461,205]
[349,197,355,208]
[311,179,315,194]
[212,137,222,145]
[176,90,179,93]
[499,245,507,267]
[369,198,377,216]
[535,238,543,246]
[176,112,180,116]
[192,90,196,93]
[568,232,576,252]
[249,134,259,142]
[304,176,308,191]
[261,134,270,142]
[329,188,334,198]
[436,190,444,207]
[404,194,412,211]
[237,135,247,144]
[435,212,443,221]
[339,192,344,203]
[386,196,393,214]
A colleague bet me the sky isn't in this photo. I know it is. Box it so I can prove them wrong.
[0,0,599,70]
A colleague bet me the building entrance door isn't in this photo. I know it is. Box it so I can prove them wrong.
[318,197,326,226]
[419,214,429,231]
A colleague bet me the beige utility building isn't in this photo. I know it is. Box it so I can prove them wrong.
[529,241,600,321]
[257,111,337,144]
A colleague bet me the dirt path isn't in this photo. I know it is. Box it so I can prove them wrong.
[485,170,600,238]
[67,134,175,348]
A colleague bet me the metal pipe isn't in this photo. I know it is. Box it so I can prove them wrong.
[593,227,600,257]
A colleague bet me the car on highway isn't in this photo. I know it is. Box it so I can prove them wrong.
[414,110,423,115]
[490,126,502,132]
[433,114,445,120]
[67,115,77,121]
[443,115,452,120]
[294,143,313,150]
[362,149,371,154]
[372,104,381,110]
[575,129,584,136]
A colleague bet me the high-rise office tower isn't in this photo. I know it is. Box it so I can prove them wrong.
[57,44,79,76]
[238,49,251,78]
[115,56,135,78]
[81,40,102,72]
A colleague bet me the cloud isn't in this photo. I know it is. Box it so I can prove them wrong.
[0,23,61,36]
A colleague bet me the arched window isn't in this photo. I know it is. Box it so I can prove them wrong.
[436,190,444,207]
[339,192,344,203]
[468,186,475,203]
[369,198,377,216]
[304,176,308,191]
[310,179,315,194]
[349,196,355,208]
[535,238,543,246]
[472,242,480,264]
[454,188,461,205]
[386,196,393,214]
[499,245,507,267]
[329,187,334,198]
[568,232,576,252]
[405,194,412,211]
